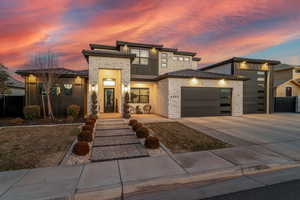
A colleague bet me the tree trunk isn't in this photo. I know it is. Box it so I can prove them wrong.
[47,93,54,120]
[41,94,46,119]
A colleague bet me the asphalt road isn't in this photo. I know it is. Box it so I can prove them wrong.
[203,179,300,200]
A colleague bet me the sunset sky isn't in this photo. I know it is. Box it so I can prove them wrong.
[1,0,300,71]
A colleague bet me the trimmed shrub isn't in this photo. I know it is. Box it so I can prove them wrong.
[9,117,24,125]
[23,105,41,120]
[144,136,160,149]
[73,141,90,156]
[85,119,95,127]
[136,127,149,138]
[77,130,93,142]
[82,124,93,132]
[132,122,143,131]
[67,104,80,119]
[89,114,98,121]
[128,119,138,126]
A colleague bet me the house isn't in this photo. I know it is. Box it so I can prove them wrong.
[273,64,300,97]
[82,41,247,118]
[0,64,25,117]
[18,41,281,119]
[16,68,88,116]
[200,57,281,114]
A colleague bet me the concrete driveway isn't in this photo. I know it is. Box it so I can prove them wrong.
[181,113,300,165]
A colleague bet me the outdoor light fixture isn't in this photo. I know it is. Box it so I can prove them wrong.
[191,77,198,84]
[219,79,226,85]
[124,84,129,92]
[91,84,96,91]
[261,63,269,71]
[103,78,116,86]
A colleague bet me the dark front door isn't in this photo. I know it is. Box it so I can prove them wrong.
[104,88,115,113]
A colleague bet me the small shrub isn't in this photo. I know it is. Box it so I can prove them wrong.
[9,117,24,125]
[144,136,160,149]
[65,116,74,123]
[128,119,138,126]
[78,130,93,142]
[82,124,93,132]
[89,114,98,121]
[23,105,41,120]
[132,122,143,131]
[67,104,80,119]
[85,119,95,127]
[73,141,90,156]
[136,127,149,138]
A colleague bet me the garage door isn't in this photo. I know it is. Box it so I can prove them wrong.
[181,87,232,117]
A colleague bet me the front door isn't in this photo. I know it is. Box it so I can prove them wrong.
[104,88,115,113]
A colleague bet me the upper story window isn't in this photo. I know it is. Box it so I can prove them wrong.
[161,53,168,68]
[172,56,178,61]
[184,57,190,62]
[131,48,149,65]
[295,69,300,73]
[178,57,183,61]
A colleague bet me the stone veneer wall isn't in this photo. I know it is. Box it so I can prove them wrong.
[158,52,197,75]
[161,78,243,119]
[88,56,131,115]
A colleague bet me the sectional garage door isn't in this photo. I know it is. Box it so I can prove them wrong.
[181,87,232,117]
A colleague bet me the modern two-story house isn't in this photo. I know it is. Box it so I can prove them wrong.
[18,41,282,119]
[82,41,248,118]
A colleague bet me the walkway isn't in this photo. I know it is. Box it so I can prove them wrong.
[91,118,149,162]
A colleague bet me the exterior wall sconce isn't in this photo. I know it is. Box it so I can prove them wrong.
[219,79,226,86]
[124,84,129,92]
[239,61,248,69]
[91,84,96,92]
[261,63,269,71]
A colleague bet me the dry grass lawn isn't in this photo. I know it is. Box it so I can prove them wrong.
[0,125,79,171]
[146,122,231,153]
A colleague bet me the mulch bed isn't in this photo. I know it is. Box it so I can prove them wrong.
[0,118,84,127]
[145,122,231,153]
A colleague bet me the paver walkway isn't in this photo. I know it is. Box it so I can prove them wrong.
[91,118,149,162]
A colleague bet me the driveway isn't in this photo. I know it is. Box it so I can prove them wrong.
[181,113,300,164]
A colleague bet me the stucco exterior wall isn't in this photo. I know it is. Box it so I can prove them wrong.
[276,81,300,97]
[88,56,131,114]
[156,79,169,117]
[165,78,244,119]
[158,51,196,75]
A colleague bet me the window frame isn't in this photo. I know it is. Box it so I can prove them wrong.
[130,88,150,103]
[130,48,149,65]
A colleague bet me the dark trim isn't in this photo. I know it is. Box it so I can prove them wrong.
[160,47,178,52]
[201,57,281,71]
[82,49,136,62]
[192,57,201,61]
[89,44,117,50]
[174,51,196,56]
[156,75,248,81]
[116,41,163,49]
[16,68,88,78]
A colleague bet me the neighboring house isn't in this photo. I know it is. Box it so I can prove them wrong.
[0,65,25,117]
[273,64,300,97]
[16,68,88,116]
[82,41,247,118]
[200,57,281,114]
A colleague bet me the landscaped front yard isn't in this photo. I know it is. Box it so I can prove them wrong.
[0,125,79,171]
[146,122,231,153]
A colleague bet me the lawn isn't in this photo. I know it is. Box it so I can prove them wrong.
[0,125,79,171]
[145,122,231,153]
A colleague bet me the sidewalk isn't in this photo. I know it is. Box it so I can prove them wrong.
[2,117,300,200]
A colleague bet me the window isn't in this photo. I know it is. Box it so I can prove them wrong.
[295,69,300,73]
[63,84,72,95]
[184,57,190,62]
[257,77,265,82]
[130,88,149,103]
[161,53,168,68]
[172,56,178,61]
[257,71,265,75]
[178,57,183,61]
[130,48,149,65]
[286,87,292,97]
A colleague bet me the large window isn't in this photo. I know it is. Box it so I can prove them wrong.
[131,48,149,65]
[130,88,149,103]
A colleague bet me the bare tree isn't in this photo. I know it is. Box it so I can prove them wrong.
[27,50,60,120]
[0,64,10,96]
